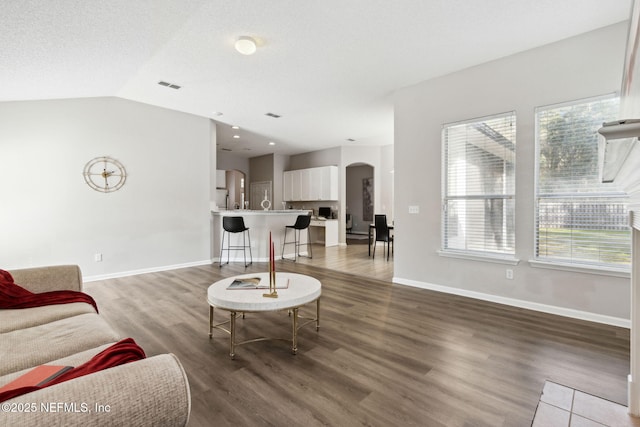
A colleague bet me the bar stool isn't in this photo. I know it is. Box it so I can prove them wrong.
[372,214,393,260]
[282,215,312,261]
[219,216,252,268]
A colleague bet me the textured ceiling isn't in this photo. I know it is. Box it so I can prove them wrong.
[0,0,633,158]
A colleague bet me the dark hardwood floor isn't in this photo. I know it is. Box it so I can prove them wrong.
[84,244,630,426]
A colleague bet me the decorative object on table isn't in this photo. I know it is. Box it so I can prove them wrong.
[282,202,287,210]
[263,232,278,298]
[244,201,249,210]
[261,190,271,210]
[227,275,289,290]
[363,177,373,221]
[227,277,261,289]
[83,156,127,193]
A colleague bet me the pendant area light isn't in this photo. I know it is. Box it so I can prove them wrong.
[235,36,257,55]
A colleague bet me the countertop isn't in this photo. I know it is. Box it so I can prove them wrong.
[211,209,311,216]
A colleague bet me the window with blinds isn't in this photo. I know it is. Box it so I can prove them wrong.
[535,95,630,270]
[442,112,516,257]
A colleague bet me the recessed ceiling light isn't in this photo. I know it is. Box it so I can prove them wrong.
[235,36,257,55]
[231,125,239,130]
[269,141,276,146]
[233,135,240,139]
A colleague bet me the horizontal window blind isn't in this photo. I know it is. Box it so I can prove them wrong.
[442,112,516,256]
[535,95,630,268]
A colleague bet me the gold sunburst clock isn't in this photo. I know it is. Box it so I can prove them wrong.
[83,156,127,193]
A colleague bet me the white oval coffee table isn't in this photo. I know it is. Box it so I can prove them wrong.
[207,272,321,358]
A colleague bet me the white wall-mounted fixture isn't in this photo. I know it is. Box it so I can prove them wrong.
[235,36,257,55]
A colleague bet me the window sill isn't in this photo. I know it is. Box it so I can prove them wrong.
[437,250,520,265]
[528,259,630,278]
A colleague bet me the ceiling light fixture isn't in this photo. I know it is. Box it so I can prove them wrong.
[235,36,257,55]
[231,125,239,130]
[269,141,276,146]
[233,135,240,139]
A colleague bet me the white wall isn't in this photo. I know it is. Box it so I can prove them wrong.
[0,97,213,279]
[379,144,394,221]
[216,150,250,180]
[393,23,631,323]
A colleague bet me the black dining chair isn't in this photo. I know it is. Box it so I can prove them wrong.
[219,216,252,268]
[282,214,313,261]
[372,214,393,260]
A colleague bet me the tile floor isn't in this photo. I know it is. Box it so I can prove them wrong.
[533,381,640,426]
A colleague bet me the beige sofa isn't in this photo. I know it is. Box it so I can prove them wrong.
[0,265,191,427]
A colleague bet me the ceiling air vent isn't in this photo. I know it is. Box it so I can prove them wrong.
[157,81,181,90]
[221,148,232,152]
[265,112,281,118]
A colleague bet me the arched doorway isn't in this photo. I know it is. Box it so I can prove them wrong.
[345,163,374,244]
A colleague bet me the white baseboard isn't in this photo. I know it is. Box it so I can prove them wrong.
[84,260,212,282]
[392,276,630,329]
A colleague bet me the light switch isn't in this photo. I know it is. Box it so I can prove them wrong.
[409,205,420,214]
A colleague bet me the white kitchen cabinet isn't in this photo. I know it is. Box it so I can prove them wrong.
[283,166,338,201]
[300,168,312,201]
[319,166,338,200]
[283,170,295,202]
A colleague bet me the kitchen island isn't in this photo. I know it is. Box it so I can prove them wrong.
[212,210,311,263]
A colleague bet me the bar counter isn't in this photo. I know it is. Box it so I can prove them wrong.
[211,210,311,263]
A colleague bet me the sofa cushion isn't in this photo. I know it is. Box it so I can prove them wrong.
[0,342,116,386]
[0,313,121,376]
[8,265,83,293]
[0,303,96,333]
[0,338,146,402]
[0,269,98,312]
[2,354,191,427]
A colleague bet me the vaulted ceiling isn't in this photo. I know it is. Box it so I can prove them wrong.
[1,0,632,157]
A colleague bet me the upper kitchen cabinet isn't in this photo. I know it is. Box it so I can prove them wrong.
[283,166,338,201]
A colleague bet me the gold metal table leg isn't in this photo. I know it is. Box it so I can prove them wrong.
[208,305,214,338]
[230,311,236,359]
[316,299,320,330]
[292,307,298,354]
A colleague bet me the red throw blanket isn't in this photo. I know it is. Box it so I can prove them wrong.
[0,338,146,402]
[0,269,98,313]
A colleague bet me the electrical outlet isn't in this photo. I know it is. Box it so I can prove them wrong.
[94,253,102,262]
[506,269,513,280]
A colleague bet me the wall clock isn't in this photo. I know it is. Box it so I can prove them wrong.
[83,156,127,193]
